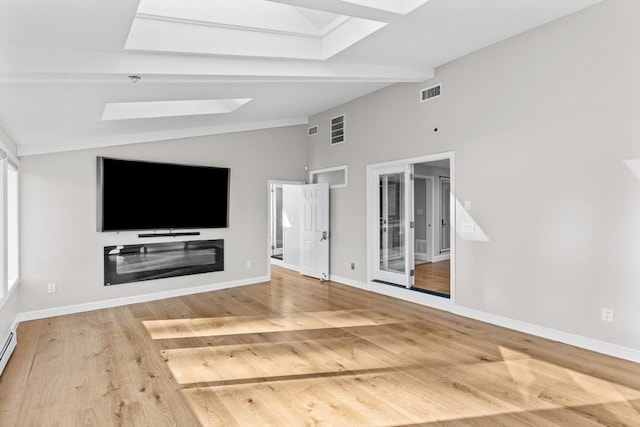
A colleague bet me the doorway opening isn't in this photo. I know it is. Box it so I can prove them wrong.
[267,180,303,275]
[270,184,283,259]
[413,159,451,296]
[267,180,330,281]
[367,153,454,299]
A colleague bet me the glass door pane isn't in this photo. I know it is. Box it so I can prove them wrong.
[379,172,405,274]
[374,164,413,287]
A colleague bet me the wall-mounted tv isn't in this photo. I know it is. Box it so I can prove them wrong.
[97,157,229,232]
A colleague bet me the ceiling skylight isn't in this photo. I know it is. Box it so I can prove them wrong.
[125,0,393,60]
[342,0,429,15]
[101,99,252,121]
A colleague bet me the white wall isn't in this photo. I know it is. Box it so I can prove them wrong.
[307,1,640,350]
[19,126,307,313]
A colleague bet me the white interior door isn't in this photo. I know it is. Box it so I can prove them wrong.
[374,165,414,287]
[300,183,330,280]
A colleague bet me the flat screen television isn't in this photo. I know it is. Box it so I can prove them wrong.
[97,157,229,231]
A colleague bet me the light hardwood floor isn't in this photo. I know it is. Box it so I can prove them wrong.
[414,260,450,296]
[1,266,638,426]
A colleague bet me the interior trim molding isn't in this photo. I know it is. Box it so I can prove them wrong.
[449,305,640,364]
[17,118,309,157]
[16,275,269,323]
[366,278,640,363]
[270,258,300,273]
[328,274,368,291]
[328,275,640,363]
[12,271,638,364]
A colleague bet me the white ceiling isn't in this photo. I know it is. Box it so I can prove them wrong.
[0,0,600,156]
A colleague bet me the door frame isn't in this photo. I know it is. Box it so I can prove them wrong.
[374,164,414,287]
[270,185,284,256]
[366,152,455,302]
[267,179,304,279]
[439,176,451,254]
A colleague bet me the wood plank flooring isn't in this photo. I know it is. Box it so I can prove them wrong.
[414,260,450,296]
[1,266,638,426]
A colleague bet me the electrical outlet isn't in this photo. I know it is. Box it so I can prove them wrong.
[350,262,355,270]
[602,308,613,322]
[246,260,252,269]
[47,282,56,294]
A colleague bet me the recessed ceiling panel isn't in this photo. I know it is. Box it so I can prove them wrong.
[126,0,388,60]
[341,0,429,15]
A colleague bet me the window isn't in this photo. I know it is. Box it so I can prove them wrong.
[7,167,18,290]
[310,165,348,189]
[0,143,20,303]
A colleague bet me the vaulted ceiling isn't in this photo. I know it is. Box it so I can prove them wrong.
[0,0,600,156]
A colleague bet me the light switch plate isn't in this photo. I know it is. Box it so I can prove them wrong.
[461,223,475,233]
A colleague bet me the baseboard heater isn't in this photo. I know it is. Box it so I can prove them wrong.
[0,330,16,376]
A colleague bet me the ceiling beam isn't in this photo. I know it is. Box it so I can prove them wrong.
[0,48,434,83]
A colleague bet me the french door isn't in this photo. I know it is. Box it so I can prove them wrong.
[374,165,414,287]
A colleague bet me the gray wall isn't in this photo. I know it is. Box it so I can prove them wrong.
[306,1,640,349]
[19,126,307,312]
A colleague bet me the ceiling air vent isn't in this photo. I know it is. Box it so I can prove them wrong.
[420,83,442,102]
[330,115,345,145]
[308,125,318,136]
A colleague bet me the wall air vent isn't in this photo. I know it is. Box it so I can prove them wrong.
[330,115,345,145]
[308,125,318,136]
[421,83,442,102]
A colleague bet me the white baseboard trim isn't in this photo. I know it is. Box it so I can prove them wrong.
[12,271,640,364]
[341,279,640,364]
[329,274,368,291]
[270,258,300,272]
[16,275,269,323]
[450,305,640,363]
[368,280,455,311]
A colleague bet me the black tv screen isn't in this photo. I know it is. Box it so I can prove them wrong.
[97,157,229,231]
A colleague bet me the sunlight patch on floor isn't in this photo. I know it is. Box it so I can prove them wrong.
[143,309,405,339]
[162,335,407,385]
